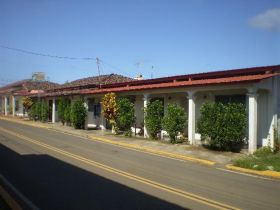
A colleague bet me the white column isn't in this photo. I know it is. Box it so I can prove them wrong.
[248,91,258,153]
[188,91,196,145]
[84,99,89,130]
[4,96,8,116]
[100,102,106,130]
[143,94,150,138]
[52,98,56,123]
[12,96,15,116]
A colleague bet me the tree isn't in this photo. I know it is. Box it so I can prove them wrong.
[70,97,87,129]
[162,103,187,143]
[116,98,135,136]
[101,93,118,128]
[144,100,164,139]
[197,102,247,151]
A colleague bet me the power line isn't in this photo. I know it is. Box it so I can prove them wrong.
[0,44,133,77]
[0,45,95,60]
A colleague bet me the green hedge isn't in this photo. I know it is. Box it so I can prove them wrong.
[71,97,87,129]
[29,101,49,122]
[144,100,164,139]
[64,103,72,125]
[41,101,49,122]
[58,98,70,125]
[197,102,247,151]
[162,103,187,143]
[116,98,135,136]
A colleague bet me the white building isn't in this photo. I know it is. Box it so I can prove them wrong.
[1,65,279,153]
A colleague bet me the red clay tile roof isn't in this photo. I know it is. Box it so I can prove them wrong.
[0,79,59,95]
[101,64,280,88]
[40,73,277,97]
[51,74,134,91]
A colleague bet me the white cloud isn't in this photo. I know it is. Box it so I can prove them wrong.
[249,8,280,31]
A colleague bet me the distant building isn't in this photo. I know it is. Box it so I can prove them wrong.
[0,73,59,117]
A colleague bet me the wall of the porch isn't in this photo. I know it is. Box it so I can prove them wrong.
[15,96,24,116]
[85,95,106,130]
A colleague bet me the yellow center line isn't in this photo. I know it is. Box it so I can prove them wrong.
[0,127,241,210]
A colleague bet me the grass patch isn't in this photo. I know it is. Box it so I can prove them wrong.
[233,148,280,171]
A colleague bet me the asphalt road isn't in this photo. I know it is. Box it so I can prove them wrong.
[0,119,279,210]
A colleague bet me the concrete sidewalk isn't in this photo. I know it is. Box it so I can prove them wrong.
[0,116,246,165]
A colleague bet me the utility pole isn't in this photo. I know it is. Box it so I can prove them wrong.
[96,57,101,88]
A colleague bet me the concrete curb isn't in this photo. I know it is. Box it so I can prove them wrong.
[0,116,216,166]
[226,164,280,179]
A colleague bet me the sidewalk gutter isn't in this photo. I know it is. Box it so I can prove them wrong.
[226,164,280,179]
[0,116,215,166]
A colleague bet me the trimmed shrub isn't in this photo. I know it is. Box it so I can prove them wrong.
[116,98,135,136]
[29,101,41,121]
[144,100,164,139]
[71,97,87,129]
[64,103,72,125]
[162,103,187,143]
[40,101,49,122]
[58,98,70,125]
[197,102,247,151]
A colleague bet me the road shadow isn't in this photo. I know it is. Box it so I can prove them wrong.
[0,144,187,210]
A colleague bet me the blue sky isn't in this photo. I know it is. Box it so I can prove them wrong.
[0,0,279,85]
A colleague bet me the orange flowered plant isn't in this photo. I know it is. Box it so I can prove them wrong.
[101,92,118,125]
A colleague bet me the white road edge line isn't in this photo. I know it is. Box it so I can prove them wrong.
[0,173,40,210]
[216,168,277,181]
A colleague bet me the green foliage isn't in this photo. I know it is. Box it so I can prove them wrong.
[29,101,42,121]
[64,103,72,125]
[234,150,280,171]
[40,101,49,122]
[101,93,118,126]
[197,102,247,151]
[29,101,49,122]
[162,103,187,143]
[58,98,70,125]
[70,97,87,129]
[253,146,274,157]
[116,98,135,136]
[144,100,164,139]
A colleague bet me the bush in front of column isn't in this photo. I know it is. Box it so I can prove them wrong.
[144,100,164,139]
[197,102,247,152]
[162,103,187,144]
[71,97,87,129]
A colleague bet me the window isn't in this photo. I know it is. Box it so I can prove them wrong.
[88,98,95,112]
[215,95,246,104]
[94,104,101,117]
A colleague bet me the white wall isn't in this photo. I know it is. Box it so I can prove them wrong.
[15,96,24,116]
[134,95,144,128]
[86,96,105,129]
[257,90,272,147]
